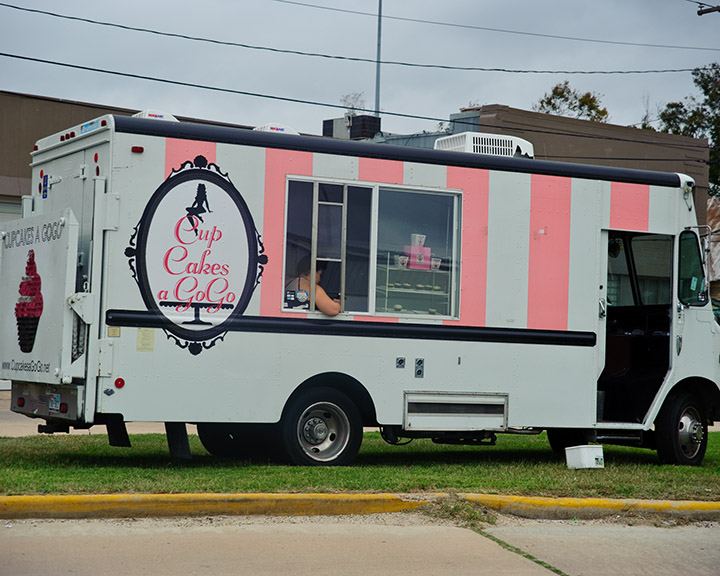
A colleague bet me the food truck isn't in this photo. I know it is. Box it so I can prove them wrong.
[2,113,719,465]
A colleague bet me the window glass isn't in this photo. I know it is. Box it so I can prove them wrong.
[631,235,672,305]
[608,234,673,306]
[317,204,342,260]
[678,231,707,306]
[607,237,633,306]
[345,186,372,312]
[376,189,458,316]
[284,180,313,281]
[284,181,313,310]
[319,183,343,203]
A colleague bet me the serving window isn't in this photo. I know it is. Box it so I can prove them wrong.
[283,178,460,318]
[284,180,371,313]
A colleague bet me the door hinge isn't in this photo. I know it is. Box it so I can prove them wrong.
[67,292,95,324]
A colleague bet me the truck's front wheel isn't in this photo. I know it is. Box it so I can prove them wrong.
[279,387,362,466]
[656,390,707,466]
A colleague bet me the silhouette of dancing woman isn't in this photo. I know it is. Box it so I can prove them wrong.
[186,183,212,235]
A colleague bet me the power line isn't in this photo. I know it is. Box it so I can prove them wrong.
[273,0,720,52]
[0,51,710,152]
[0,2,711,75]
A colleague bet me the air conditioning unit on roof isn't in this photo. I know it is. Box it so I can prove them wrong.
[434,132,534,159]
[132,110,178,122]
[253,123,299,135]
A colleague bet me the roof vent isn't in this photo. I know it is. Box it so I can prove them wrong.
[434,132,534,159]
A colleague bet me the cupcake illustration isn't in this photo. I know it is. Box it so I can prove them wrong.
[15,250,43,353]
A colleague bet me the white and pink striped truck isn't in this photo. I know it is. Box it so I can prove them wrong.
[1,113,718,465]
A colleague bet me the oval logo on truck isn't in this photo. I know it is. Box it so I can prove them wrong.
[126,156,267,355]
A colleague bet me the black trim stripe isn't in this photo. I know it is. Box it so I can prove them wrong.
[106,310,597,347]
[113,115,682,188]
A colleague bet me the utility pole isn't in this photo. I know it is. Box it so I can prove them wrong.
[374,0,382,117]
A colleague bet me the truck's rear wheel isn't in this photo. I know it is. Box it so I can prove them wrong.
[279,387,362,466]
[197,423,272,459]
[656,390,707,466]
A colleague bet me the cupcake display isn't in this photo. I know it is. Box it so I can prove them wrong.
[15,250,43,353]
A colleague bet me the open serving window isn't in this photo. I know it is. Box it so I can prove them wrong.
[283,178,460,318]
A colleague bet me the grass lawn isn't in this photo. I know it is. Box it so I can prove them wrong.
[1,430,719,501]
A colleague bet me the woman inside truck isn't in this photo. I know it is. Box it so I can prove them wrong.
[285,256,341,317]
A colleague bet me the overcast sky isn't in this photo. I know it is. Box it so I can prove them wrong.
[1,0,719,136]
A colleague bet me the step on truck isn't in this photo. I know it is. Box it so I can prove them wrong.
[1,113,719,465]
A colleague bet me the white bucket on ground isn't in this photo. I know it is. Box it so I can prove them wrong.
[565,445,605,469]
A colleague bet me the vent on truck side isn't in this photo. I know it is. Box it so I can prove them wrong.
[404,392,508,431]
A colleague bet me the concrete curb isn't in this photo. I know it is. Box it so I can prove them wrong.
[1,492,719,520]
[0,493,433,520]
[464,494,720,520]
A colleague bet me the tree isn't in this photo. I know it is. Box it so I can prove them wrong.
[533,81,609,122]
[658,63,720,196]
[340,92,366,117]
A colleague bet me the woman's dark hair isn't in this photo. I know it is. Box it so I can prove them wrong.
[297,255,327,276]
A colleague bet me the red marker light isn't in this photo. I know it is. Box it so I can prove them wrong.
[131,146,144,154]
[17,397,25,408]
[59,403,69,414]
[94,153,99,163]
[115,378,125,389]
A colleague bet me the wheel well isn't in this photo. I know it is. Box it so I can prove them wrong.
[663,378,720,423]
[286,372,378,427]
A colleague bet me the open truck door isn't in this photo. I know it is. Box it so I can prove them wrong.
[0,209,82,428]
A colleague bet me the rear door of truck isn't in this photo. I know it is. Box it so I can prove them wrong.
[0,126,110,422]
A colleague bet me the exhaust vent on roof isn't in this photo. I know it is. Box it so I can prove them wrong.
[434,132,534,159]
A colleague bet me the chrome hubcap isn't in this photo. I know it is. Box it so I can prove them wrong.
[677,406,704,459]
[296,401,350,462]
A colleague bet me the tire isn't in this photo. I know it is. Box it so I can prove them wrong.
[279,387,362,466]
[197,423,273,459]
[547,428,589,454]
[656,391,707,466]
